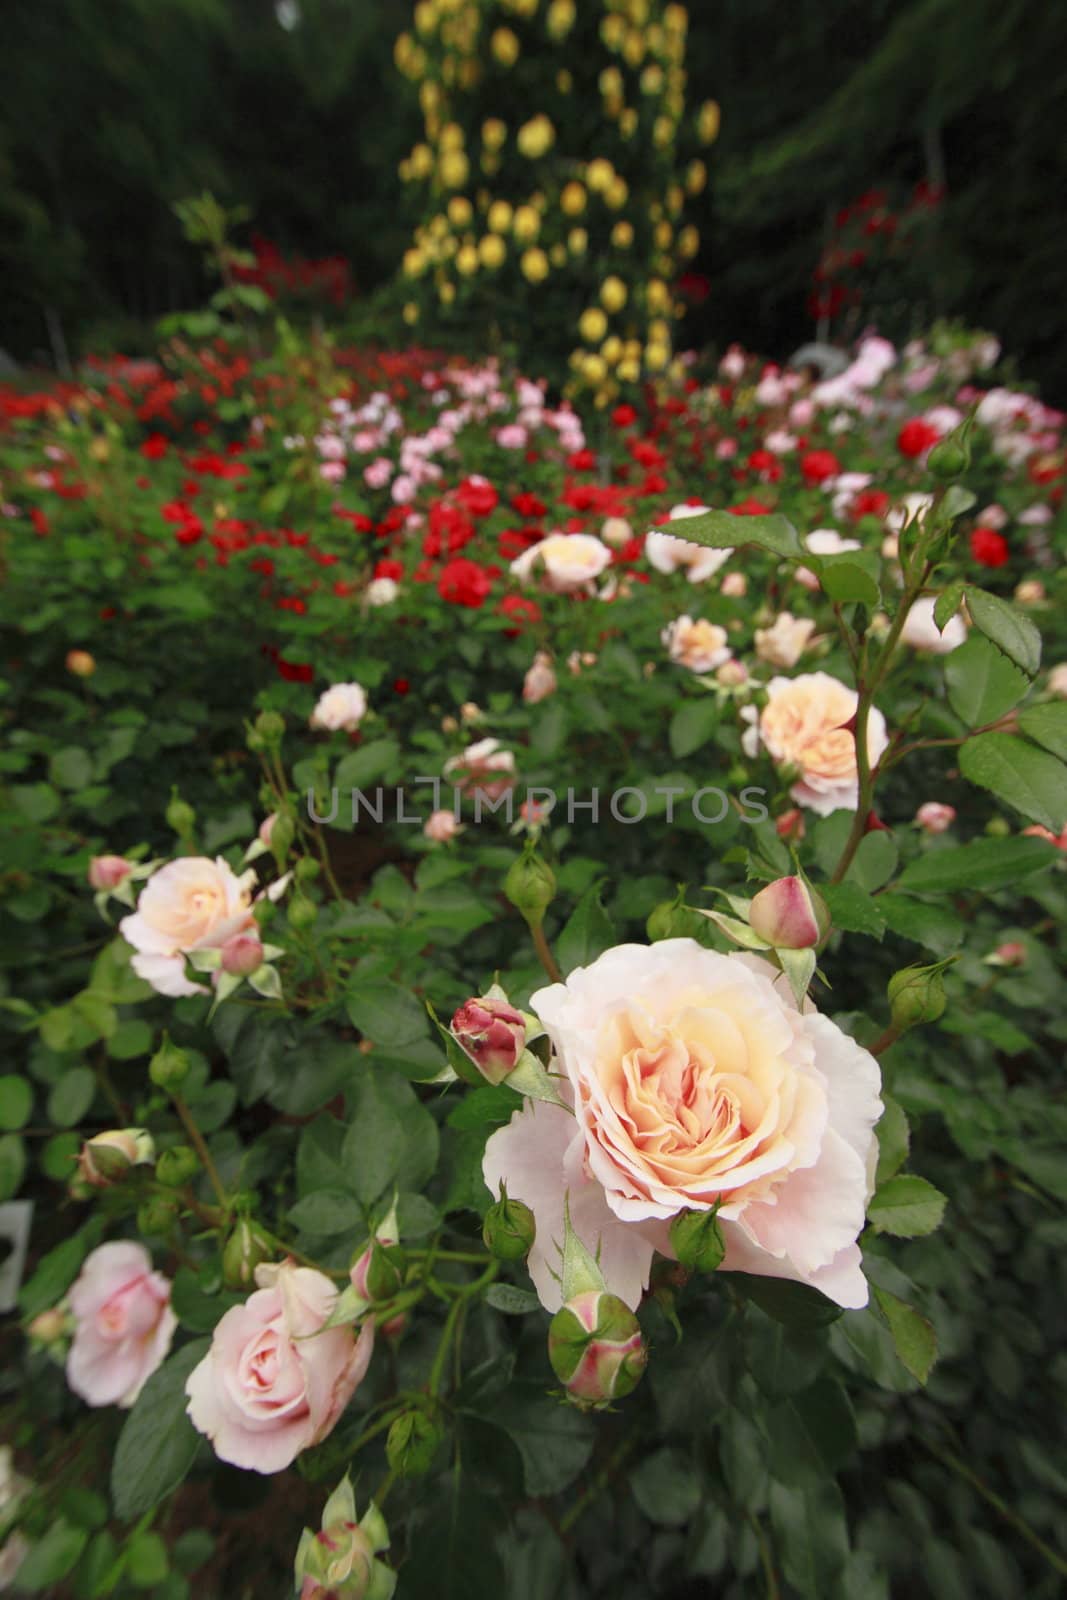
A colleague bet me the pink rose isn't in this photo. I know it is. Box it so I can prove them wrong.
[483,940,882,1312]
[424,809,461,843]
[523,651,558,704]
[915,802,956,834]
[89,855,133,892]
[310,682,368,733]
[67,1242,176,1408]
[185,1261,374,1474]
[120,857,255,997]
[743,672,889,816]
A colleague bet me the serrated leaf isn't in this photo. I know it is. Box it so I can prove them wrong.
[934,582,964,632]
[945,635,1029,727]
[821,883,885,939]
[1018,700,1067,760]
[111,1340,210,1521]
[867,1175,946,1237]
[965,587,1041,675]
[486,1283,541,1315]
[959,733,1067,832]
[895,836,1055,894]
[670,507,802,559]
[818,557,880,605]
[872,1285,937,1383]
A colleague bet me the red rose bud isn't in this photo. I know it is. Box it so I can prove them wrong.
[450,997,526,1085]
[220,931,265,976]
[78,1128,154,1187]
[748,876,830,950]
[88,854,133,892]
[547,1289,648,1409]
[483,1191,536,1260]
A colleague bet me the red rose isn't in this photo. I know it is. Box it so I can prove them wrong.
[850,488,890,521]
[567,449,597,472]
[897,419,940,458]
[438,558,492,608]
[512,491,546,517]
[801,449,839,484]
[140,434,169,460]
[612,404,637,428]
[970,527,1009,567]
[374,559,404,580]
[455,477,499,517]
[498,594,541,634]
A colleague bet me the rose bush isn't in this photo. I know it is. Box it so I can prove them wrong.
[0,316,1065,1599]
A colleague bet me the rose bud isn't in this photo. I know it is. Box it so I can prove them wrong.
[775,808,805,842]
[669,1207,725,1273]
[258,813,278,846]
[78,1128,154,1188]
[503,846,556,926]
[220,931,265,977]
[888,963,948,1033]
[155,1146,200,1188]
[386,1408,445,1478]
[165,792,196,837]
[1014,580,1046,606]
[915,802,956,834]
[748,876,830,950]
[988,940,1026,968]
[66,649,96,677]
[350,1237,404,1304]
[222,1218,275,1290]
[148,1036,190,1091]
[294,1484,393,1600]
[88,855,133,892]
[28,1307,72,1349]
[548,1289,648,1410]
[646,896,707,944]
[451,996,527,1085]
[483,1191,536,1260]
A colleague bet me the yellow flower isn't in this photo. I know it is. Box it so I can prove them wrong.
[601,334,623,364]
[448,195,473,227]
[439,150,470,188]
[487,199,513,233]
[649,318,670,344]
[560,181,587,216]
[513,204,540,242]
[517,115,555,159]
[579,306,608,342]
[582,353,608,384]
[546,0,576,38]
[410,143,434,179]
[478,234,506,269]
[617,356,640,383]
[414,1,437,35]
[654,219,674,248]
[482,118,507,150]
[653,115,674,148]
[678,224,699,258]
[666,184,684,216]
[599,66,623,98]
[402,303,419,326]
[622,28,645,66]
[440,122,465,151]
[402,248,427,278]
[605,176,629,209]
[698,99,721,143]
[686,159,707,195]
[398,159,412,182]
[568,227,588,255]
[521,247,550,283]
[645,342,670,371]
[619,107,638,138]
[600,14,626,49]
[641,64,664,95]
[664,4,688,33]
[557,68,573,93]
[601,275,628,312]
[611,219,634,249]
[456,244,479,277]
[646,279,670,313]
[491,27,520,66]
[439,281,456,305]
[586,157,615,193]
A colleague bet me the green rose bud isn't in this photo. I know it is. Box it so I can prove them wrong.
[137,1197,178,1237]
[547,1289,648,1409]
[646,894,706,943]
[155,1145,200,1188]
[887,963,948,1033]
[148,1036,191,1092]
[364,1242,406,1303]
[504,846,556,926]
[254,709,286,746]
[386,1409,444,1478]
[669,1207,725,1273]
[165,790,196,837]
[222,1218,275,1289]
[270,811,297,867]
[927,427,971,482]
[483,1191,536,1260]
[288,894,318,931]
[295,856,321,883]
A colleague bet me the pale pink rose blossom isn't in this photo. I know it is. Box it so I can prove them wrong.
[523,651,558,704]
[391,474,417,503]
[977,503,1008,529]
[185,1262,373,1474]
[120,857,255,997]
[319,461,345,484]
[662,615,731,674]
[363,458,393,490]
[714,437,738,460]
[1046,664,1067,698]
[89,855,134,892]
[510,533,612,593]
[600,516,633,547]
[743,672,889,816]
[916,802,956,834]
[365,577,399,607]
[754,612,818,668]
[719,346,746,380]
[495,424,528,449]
[259,813,278,846]
[721,572,748,598]
[900,596,966,654]
[424,809,461,843]
[310,683,368,733]
[443,738,516,800]
[67,1242,176,1408]
[789,398,815,428]
[483,940,882,1311]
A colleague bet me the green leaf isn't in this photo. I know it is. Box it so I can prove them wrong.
[1018,700,1067,760]
[111,1340,210,1521]
[965,586,1041,675]
[486,1283,541,1315]
[875,894,963,957]
[872,1286,938,1384]
[867,1175,947,1237]
[747,1317,829,1399]
[47,1066,96,1127]
[446,1084,523,1130]
[487,1385,595,1496]
[945,635,1029,727]
[672,507,802,560]
[0,1133,26,1200]
[725,1274,843,1327]
[818,557,880,606]
[821,883,885,939]
[629,1448,703,1525]
[14,1519,89,1592]
[0,1074,32,1130]
[767,1378,857,1488]
[288,1189,365,1236]
[341,1066,438,1206]
[400,1473,504,1600]
[959,733,1067,831]
[895,836,1056,894]
[335,738,401,790]
[669,698,719,758]
[19,1223,102,1318]
[345,982,429,1048]
[934,582,965,633]
[875,1096,910,1184]
[11,782,61,823]
[126,1530,169,1587]
[555,882,615,974]
[48,746,94,790]
[768,1482,850,1600]
[846,831,898,892]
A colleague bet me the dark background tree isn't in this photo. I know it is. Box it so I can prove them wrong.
[2,0,1065,394]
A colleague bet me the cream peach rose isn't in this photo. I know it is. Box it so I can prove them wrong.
[120,857,256,997]
[645,503,731,583]
[743,671,888,816]
[483,940,882,1312]
[510,532,612,592]
[661,615,731,673]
